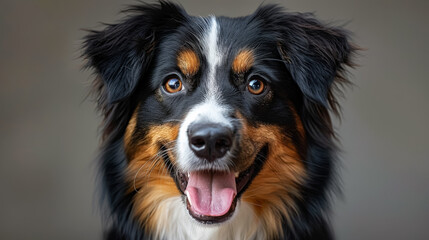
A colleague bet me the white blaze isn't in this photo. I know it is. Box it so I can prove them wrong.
[204,16,223,101]
[176,17,233,172]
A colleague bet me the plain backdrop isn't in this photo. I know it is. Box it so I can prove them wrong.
[1,0,428,239]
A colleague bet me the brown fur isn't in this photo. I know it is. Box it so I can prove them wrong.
[125,118,181,231]
[177,49,200,76]
[232,49,254,74]
[239,118,306,239]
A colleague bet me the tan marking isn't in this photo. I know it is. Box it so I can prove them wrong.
[177,49,200,76]
[124,123,181,232]
[236,114,306,239]
[232,49,254,74]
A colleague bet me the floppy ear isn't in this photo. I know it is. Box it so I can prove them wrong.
[83,23,147,104]
[266,8,355,106]
[82,2,187,140]
[83,2,187,104]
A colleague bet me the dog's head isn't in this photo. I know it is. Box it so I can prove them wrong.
[84,2,355,238]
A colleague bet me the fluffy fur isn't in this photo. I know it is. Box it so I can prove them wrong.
[83,1,356,239]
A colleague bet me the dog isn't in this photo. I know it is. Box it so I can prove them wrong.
[83,1,356,239]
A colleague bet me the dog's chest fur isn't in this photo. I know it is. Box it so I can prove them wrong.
[153,198,265,240]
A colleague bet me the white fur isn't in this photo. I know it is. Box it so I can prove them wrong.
[176,17,234,173]
[176,100,233,172]
[204,16,223,101]
[153,197,265,240]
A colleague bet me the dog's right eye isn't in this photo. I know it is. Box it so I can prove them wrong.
[163,76,183,93]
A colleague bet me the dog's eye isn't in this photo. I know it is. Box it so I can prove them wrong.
[164,76,183,93]
[247,78,265,95]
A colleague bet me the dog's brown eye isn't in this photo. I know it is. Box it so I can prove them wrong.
[247,78,265,95]
[164,77,183,93]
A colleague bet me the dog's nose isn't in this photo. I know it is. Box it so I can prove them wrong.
[188,123,233,162]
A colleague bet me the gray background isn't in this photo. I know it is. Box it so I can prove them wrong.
[1,0,428,239]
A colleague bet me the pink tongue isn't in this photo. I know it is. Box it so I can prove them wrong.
[185,171,236,217]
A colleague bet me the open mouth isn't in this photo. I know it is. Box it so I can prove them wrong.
[164,145,268,224]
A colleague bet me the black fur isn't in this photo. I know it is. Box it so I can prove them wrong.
[83,1,355,239]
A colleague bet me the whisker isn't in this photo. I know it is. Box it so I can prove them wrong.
[133,149,170,192]
[132,143,183,193]
[162,119,184,123]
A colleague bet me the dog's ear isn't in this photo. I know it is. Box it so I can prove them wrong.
[83,2,187,104]
[256,6,355,107]
[83,2,187,140]
[278,15,354,107]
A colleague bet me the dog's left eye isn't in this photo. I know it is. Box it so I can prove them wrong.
[164,76,183,93]
[247,77,265,95]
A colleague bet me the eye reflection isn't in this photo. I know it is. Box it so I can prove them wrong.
[164,76,183,93]
[247,78,265,95]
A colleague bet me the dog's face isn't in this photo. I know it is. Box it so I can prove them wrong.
[84,2,354,239]
[125,16,306,226]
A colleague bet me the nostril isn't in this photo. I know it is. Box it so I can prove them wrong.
[215,138,231,150]
[190,136,206,149]
[213,138,231,159]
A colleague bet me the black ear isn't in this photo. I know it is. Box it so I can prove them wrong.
[83,2,187,104]
[279,14,354,106]
[258,6,355,106]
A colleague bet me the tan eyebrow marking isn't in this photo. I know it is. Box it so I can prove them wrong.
[232,49,254,74]
[177,49,200,76]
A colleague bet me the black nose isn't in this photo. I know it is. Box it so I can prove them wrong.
[188,123,233,162]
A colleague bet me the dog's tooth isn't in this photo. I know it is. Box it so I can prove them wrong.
[187,172,190,178]
[235,172,239,178]
[185,190,193,206]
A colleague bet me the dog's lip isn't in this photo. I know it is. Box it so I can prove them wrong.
[167,145,268,224]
